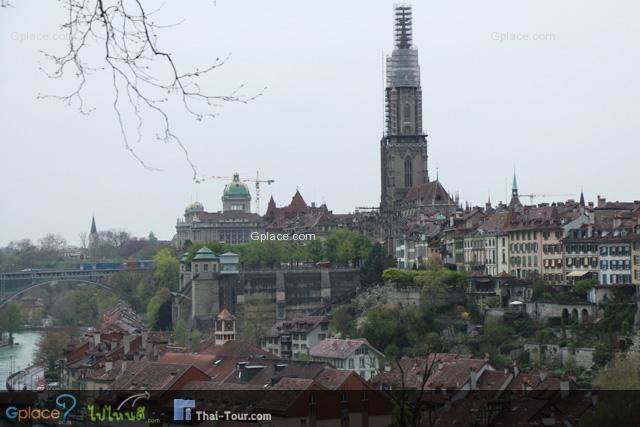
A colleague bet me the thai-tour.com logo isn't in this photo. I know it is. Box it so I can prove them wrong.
[174,398,196,421]
[5,393,77,423]
[173,398,272,422]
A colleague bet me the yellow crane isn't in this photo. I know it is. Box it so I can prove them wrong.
[205,171,275,214]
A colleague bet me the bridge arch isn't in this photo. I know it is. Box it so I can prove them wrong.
[0,279,126,309]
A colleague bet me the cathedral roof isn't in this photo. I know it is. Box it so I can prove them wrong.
[402,181,454,205]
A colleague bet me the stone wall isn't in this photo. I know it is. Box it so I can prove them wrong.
[524,343,595,369]
[234,268,360,339]
[354,285,465,311]
[174,268,364,339]
[525,302,596,323]
[354,285,422,310]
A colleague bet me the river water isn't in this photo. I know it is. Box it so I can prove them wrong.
[0,331,42,390]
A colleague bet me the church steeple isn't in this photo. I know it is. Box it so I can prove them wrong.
[380,4,429,212]
[509,170,523,211]
[90,216,97,235]
[394,5,413,49]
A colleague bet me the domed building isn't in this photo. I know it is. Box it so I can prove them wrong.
[175,174,265,248]
[184,201,205,218]
[222,173,251,213]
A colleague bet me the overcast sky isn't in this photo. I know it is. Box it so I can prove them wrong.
[1,0,638,246]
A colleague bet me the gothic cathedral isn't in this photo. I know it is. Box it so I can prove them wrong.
[380,5,429,212]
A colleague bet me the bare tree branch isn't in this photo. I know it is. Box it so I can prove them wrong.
[34,0,265,179]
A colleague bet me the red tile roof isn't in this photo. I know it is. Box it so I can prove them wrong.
[216,308,235,321]
[309,338,377,359]
[110,362,208,391]
[313,367,353,390]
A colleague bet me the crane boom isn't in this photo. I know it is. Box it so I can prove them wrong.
[202,172,275,214]
[519,193,573,203]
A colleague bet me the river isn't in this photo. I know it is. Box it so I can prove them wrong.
[0,330,42,390]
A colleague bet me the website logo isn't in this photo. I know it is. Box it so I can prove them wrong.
[173,399,195,421]
[5,393,76,423]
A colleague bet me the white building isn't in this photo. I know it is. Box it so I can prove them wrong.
[262,316,330,359]
[309,338,383,380]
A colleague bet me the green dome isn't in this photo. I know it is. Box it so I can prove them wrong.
[185,201,204,215]
[223,173,250,198]
[193,246,219,261]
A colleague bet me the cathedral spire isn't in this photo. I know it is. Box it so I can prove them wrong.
[394,5,413,49]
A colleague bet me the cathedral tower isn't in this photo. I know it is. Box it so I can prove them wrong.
[380,5,429,212]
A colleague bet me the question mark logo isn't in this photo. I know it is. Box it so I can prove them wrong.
[56,394,77,422]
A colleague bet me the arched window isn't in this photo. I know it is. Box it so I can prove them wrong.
[404,156,413,187]
[403,102,411,122]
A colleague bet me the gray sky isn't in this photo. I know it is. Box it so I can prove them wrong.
[1,0,638,246]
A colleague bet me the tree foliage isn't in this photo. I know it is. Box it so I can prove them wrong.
[153,248,179,291]
[360,242,396,287]
[330,304,358,338]
[383,262,466,289]
[0,302,23,344]
[575,278,598,296]
[174,319,187,347]
[191,328,203,346]
[34,328,74,374]
[147,288,172,330]
[357,301,438,357]
[184,230,375,269]
[594,353,640,390]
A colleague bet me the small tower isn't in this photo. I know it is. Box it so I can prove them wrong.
[509,171,523,211]
[264,196,277,219]
[222,173,252,213]
[214,308,236,345]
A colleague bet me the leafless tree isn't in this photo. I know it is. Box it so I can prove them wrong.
[372,336,443,427]
[15,0,264,178]
[78,231,88,249]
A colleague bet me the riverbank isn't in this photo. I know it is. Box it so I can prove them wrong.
[0,330,42,390]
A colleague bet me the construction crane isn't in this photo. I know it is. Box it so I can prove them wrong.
[206,171,275,214]
[519,193,573,204]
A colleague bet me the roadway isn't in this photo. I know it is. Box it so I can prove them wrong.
[7,365,45,391]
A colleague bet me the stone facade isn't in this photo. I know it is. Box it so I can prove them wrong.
[175,175,264,248]
[525,301,595,324]
[524,343,594,370]
[173,248,360,340]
